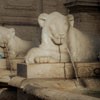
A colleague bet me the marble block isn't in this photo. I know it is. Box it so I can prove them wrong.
[17,63,66,79]
[17,62,100,79]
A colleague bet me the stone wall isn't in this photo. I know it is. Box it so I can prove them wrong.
[74,12,100,36]
[1,0,99,47]
[65,0,100,35]
[65,0,100,50]
[0,0,67,46]
[42,0,66,14]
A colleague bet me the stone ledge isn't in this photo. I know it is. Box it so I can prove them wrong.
[64,0,100,13]
[0,58,24,70]
[64,0,100,7]
[17,62,100,79]
[8,76,100,100]
[17,63,66,79]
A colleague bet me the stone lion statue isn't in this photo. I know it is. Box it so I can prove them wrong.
[25,12,98,64]
[0,26,33,58]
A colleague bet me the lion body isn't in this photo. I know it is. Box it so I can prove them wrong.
[0,26,33,58]
[25,12,99,64]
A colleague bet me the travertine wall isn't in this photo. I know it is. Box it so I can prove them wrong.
[0,0,67,46]
[74,12,100,35]
[42,0,66,14]
[65,0,100,35]
[0,0,99,47]
[65,0,100,50]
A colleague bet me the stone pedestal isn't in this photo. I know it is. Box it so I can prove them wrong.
[64,0,100,35]
[64,0,100,54]
[17,62,100,79]
[9,77,100,100]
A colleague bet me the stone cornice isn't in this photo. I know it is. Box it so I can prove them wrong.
[64,0,100,7]
[64,0,100,13]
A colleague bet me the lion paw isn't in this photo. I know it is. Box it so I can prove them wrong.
[34,56,58,63]
[25,57,34,64]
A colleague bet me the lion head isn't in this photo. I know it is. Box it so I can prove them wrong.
[38,12,74,45]
[0,27,15,45]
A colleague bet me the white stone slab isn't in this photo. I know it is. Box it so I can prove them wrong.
[17,63,65,79]
[17,62,100,79]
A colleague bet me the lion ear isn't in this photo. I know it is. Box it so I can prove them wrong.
[38,13,48,27]
[67,14,74,27]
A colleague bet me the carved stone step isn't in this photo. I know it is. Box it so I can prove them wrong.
[0,69,16,83]
[0,58,24,70]
[9,77,100,100]
[17,62,100,79]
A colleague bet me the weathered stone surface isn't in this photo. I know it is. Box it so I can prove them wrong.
[10,58,24,70]
[8,77,100,100]
[65,63,100,78]
[64,63,74,79]
[0,47,3,53]
[9,76,100,91]
[17,89,41,100]
[65,0,100,53]
[0,59,6,69]
[0,88,17,100]
[0,58,24,70]
[25,12,70,64]
[0,69,11,83]
[0,0,67,44]
[76,63,100,78]
[8,76,25,88]
[65,0,100,7]
[17,63,65,79]
[25,12,100,64]
[43,0,66,14]
[0,0,41,25]
[17,89,28,100]
[0,26,33,58]
[5,25,41,46]
[24,85,100,100]
[17,62,100,79]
